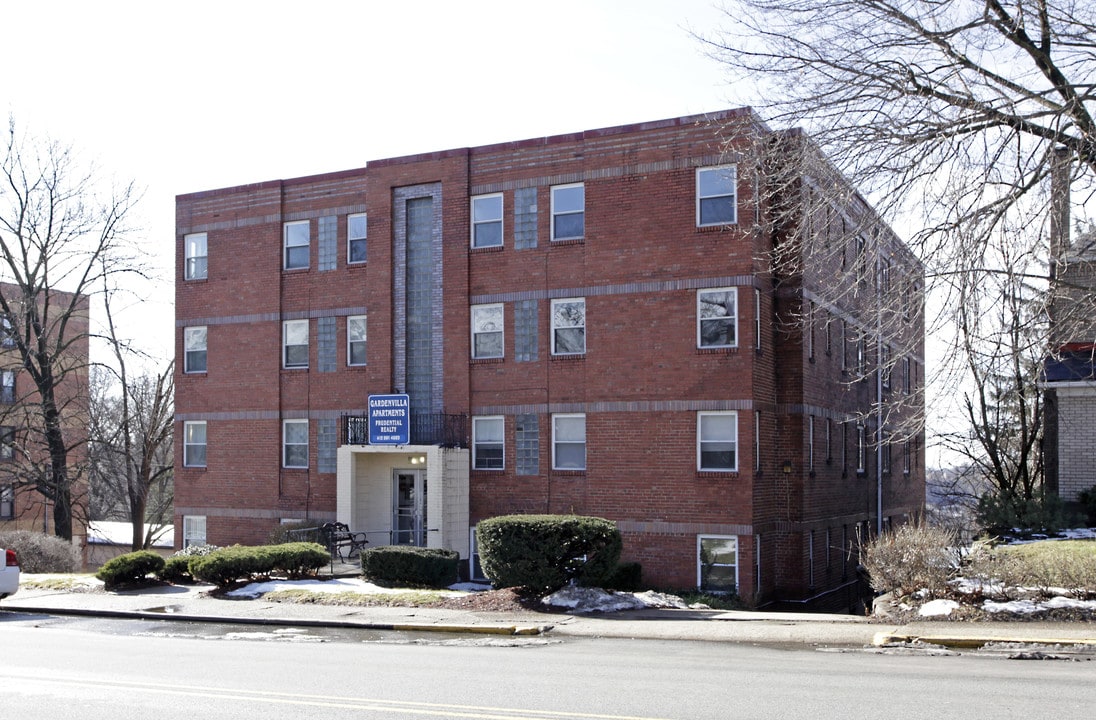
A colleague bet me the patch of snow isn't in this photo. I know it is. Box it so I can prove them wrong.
[984,595,1096,614]
[225,577,466,599]
[542,586,691,613]
[918,599,960,617]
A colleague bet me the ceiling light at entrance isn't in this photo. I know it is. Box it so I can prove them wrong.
[409,455,427,465]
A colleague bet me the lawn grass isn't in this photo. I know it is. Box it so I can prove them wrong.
[968,539,1096,597]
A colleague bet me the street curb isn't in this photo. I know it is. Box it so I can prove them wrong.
[873,630,1096,649]
[2,605,551,637]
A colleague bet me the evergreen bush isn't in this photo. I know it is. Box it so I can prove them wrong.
[476,514,622,593]
[96,550,165,588]
[359,545,459,588]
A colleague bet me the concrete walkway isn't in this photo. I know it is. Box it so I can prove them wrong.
[5,579,1096,650]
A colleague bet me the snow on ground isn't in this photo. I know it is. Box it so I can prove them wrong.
[918,599,960,617]
[227,577,693,613]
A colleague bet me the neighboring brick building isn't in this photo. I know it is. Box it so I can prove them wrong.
[175,109,925,610]
[0,285,90,542]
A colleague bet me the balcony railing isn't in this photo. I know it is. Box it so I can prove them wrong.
[341,413,468,448]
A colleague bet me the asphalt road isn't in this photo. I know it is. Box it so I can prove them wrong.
[1,613,1094,719]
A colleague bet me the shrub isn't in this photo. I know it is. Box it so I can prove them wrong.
[158,555,194,584]
[602,561,643,592]
[188,542,329,587]
[96,550,165,588]
[359,545,459,588]
[861,522,959,598]
[976,492,1075,538]
[0,529,81,573]
[476,514,622,593]
[1078,486,1096,527]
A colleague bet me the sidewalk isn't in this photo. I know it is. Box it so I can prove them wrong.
[5,579,1096,651]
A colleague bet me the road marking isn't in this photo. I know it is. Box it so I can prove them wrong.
[0,671,677,720]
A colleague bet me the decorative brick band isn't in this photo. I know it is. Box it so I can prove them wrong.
[472,399,753,415]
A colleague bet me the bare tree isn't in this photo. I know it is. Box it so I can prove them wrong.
[88,364,174,551]
[702,0,1096,502]
[0,118,143,539]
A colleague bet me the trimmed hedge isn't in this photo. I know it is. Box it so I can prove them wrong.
[603,561,643,592]
[96,550,165,588]
[476,514,622,593]
[188,542,329,588]
[359,545,459,588]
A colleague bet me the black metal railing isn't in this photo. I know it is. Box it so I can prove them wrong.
[341,413,468,448]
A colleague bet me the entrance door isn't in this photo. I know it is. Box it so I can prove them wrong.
[393,469,427,546]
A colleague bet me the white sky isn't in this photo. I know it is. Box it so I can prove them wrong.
[3,0,737,366]
[1,1,961,467]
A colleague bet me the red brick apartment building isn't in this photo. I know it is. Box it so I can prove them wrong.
[175,109,925,610]
[0,286,90,541]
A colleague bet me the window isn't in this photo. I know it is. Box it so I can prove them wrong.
[856,423,866,474]
[696,165,737,226]
[903,356,912,395]
[183,515,207,548]
[881,431,891,475]
[903,439,912,475]
[856,331,866,375]
[347,213,367,264]
[551,298,586,355]
[184,232,208,280]
[808,415,815,472]
[347,315,367,366]
[552,413,586,470]
[471,194,503,248]
[0,426,14,461]
[183,421,207,468]
[551,183,584,241]
[0,370,14,404]
[283,419,308,468]
[826,419,832,462]
[0,485,12,519]
[284,220,310,270]
[283,320,309,369]
[698,411,738,471]
[881,344,891,390]
[472,416,504,470]
[698,288,737,348]
[184,326,207,373]
[471,304,504,359]
[754,411,761,473]
[807,302,815,360]
[754,288,761,350]
[0,316,15,348]
[698,535,738,593]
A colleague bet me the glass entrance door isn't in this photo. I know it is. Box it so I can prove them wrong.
[393,469,427,546]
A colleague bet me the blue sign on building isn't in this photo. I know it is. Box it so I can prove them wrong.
[368,394,410,445]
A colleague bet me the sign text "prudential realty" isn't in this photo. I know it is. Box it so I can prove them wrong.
[368,394,410,445]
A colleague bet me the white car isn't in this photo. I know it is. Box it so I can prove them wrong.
[0,547,19,599]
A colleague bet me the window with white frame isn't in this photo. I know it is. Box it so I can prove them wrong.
[696,165,737,226]
[471,194,503,248]
[183,421,207,468]
[0,484,12,519]
[283,320,309,369]
[808,415,815,471]
[550,183,584,241]
[184,232,208,280]
[551,298,586,355]
[0,316,13,348]
[283,419,309,468]
[754,411,761,473]
[184,326,207,373]
[283,220,310,270]
[552,413,586,470]
[347,315,367,366]
[347,213,367,264]
[754,288,761,350]
[471,304,504,359]
[698,288,737,348]
[698,411,738,471]
[0,370,14,404]
[698,535,738,593]
[472,416,504,470]
[183,515,207,548]
[856,423,866,474]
